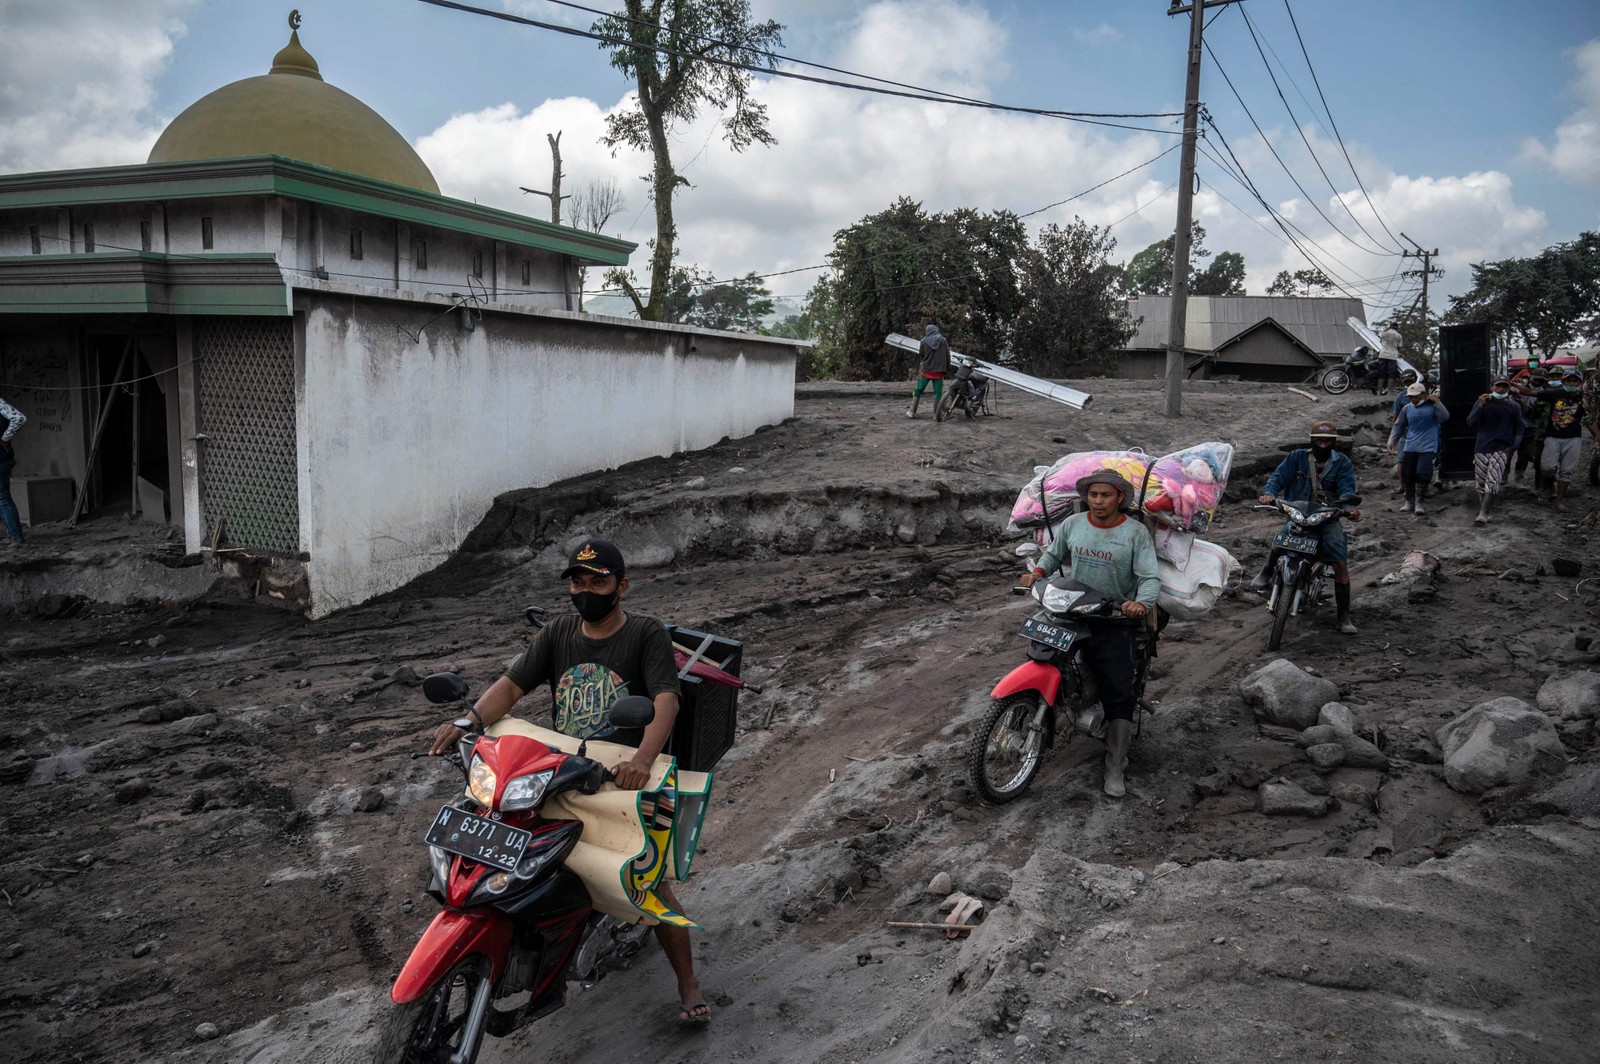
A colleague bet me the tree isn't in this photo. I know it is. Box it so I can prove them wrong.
[1124,223,1210,296]
[1447,232,1600,359]
[1011,219,1139,376]
[1266,267,1336,296]
[682,272,774,332]
[1192,250,1246,296]
[810,198,1029,380]
[594,1,783,321]
[569,178,627,311]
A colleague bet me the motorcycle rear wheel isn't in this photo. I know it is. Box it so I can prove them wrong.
[1321,369,1351,395]
[372,955,489,1064]
[1267,580,1292,652]
[968,695,1045,804]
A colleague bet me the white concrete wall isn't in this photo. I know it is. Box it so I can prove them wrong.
[294,288,796,616]
[0,327,85,481]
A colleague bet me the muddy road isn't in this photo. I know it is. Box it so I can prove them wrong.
[2,379,1597,1064]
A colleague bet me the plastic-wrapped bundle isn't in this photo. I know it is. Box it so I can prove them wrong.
[1009,450,1151,529]
[1156,538,1240,620]
[1140,442,1234,534]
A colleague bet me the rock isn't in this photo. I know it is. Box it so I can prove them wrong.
[727,466,747,474]
[1,943,22,960]
[1029,961,1047,974]
[1499,568,1525,582]
[146,634,168,649]
[367,665,389,680]
[175,713,219,735]
[1318,702,1355,733]
[138,703,190,724]
[1436,697,1567,794]
[1305,743,1346,770]
[132,942,154,958]
[1298,724,1341,748]
[895,524,917,545]
[1331,781,1376,811]
[392,664,420,686]
[684,477,707,490]
[296,678,312,689]
[1537,671,1600,720]
[355,788,385,813]
[974,876,1010,901]
[115,779,152,804]
[1337,732,1390,771]
[629,545,677,569]
[926,871,953,895]
[348,741,367,753]
[1240,659,1339,730]
[1258,781,1330,817]
[1192,772,1230,797]
[194,1022,220,1041]
[271,655,302,671]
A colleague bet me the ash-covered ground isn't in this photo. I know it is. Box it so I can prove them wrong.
[2,378,1597,1064]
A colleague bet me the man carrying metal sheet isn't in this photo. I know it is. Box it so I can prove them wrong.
[908,323,951,421]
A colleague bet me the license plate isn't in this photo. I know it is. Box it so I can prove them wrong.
[1274,531,1320,555]
[1020,617,1077,652]
[425,805,531,873]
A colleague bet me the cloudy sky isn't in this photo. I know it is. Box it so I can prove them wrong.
[3,0,1598,319]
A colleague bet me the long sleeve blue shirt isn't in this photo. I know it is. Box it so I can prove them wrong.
[1466,397,1525,453]
[1388,399,1450,454]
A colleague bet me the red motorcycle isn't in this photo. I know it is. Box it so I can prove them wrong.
[373,674,657,1064]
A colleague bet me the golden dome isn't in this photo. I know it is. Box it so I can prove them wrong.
[147,22,439,194]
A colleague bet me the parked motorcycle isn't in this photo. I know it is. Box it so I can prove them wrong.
[939,357,991,421]
[1255,495,1360,651]
[967,578,1156,803]
[373,675,657,1064]
[1321,350,1381,395]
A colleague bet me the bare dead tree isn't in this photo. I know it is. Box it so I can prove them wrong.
[569,178,627,312]
[520,131,571,225]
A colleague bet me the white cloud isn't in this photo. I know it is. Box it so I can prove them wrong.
[837,0,1008,94]
[1071,24,1123,46]
[0,0,194,174]
[1521,39,1600,188]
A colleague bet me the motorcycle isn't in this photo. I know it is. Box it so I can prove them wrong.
[967,577,1156,804]
[373,675,657,1064]
[1255,495,1360,651]
[1321,350,1381,396]
[939,357,991,421]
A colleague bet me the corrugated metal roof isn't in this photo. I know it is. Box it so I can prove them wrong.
[1125,295,1367,357]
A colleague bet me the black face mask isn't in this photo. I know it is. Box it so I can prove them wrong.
[1312,441,1335,459]
[571,589,619,623]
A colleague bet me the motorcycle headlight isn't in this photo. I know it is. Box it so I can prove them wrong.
[500,769,554,812]
[1041,584,1086,614]
[467,757,497,807]
[1301,511,1333,527]
[1282,505,1308,524]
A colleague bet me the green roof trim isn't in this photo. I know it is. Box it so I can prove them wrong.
[0,252,289,316]
[0,156,635,267]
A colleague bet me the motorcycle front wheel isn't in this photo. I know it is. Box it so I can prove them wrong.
[1267,579,1292,651]
[938,389,960,422]
[372,955,489,1064]
[968,695,1046,804]
[1321,369,1351,395]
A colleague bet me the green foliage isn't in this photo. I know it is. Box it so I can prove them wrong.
[1265,268,1336,296]
[1192,250,1246,296]
[1011,220,1139,376]
[1447,232,1600,358]
[1124,223,1210,296]
[594,1,784,321]
[605,252,774,332]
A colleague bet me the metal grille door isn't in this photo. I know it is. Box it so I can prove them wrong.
[195,317,300,554]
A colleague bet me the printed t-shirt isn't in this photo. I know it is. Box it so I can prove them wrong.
[1035,512,1161,606]
[1532,388,1587,439]
[505,614,681,748]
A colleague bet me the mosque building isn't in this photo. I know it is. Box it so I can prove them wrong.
[0,14,797,615]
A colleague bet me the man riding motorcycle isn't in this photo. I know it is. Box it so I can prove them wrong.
[1019,470,1160,797]
[1251,421,1362,634]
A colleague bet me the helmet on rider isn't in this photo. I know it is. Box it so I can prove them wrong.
[1309,420,1339,461]
[1400,369,1418,385]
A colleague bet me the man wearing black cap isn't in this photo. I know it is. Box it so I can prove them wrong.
[428,537,711,1023]
[1018,469,1160,798]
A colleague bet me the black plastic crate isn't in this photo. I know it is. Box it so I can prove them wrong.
[663,625,742,773]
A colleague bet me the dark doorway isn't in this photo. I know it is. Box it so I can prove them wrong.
[85,334,171,520]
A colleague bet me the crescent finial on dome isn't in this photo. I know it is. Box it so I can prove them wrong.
[272,12,322,80]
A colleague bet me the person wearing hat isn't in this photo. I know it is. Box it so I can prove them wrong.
[1514,371,1551,485]
[1018,469,1161,798]
[1515,369,1600,511]
[1387,369,1419,495]
[427,537,713,1024]
[1387,383,1450,515]
[1466,378,1526,523]
[1254,421,1361,634]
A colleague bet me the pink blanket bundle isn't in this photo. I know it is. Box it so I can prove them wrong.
[1009,450,1151,529]
[1008,442,1235,535]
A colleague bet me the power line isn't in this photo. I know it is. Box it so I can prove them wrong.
[415,0,1186,134]
[1201,38,1398,259]
[1281,0,1404,250]
[1235,4,1402,254]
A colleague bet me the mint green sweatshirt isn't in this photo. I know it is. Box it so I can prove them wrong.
[1035,513,1162,606]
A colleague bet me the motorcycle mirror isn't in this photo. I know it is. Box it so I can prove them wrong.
[524,605,547,629]
[422,672,470,704]
[607,695,656,730]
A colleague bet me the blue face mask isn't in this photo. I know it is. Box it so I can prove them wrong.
[1564,383,1581,393]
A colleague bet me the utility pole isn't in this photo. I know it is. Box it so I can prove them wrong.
[1400,231,1441,368]
[520,131,571,226]
[1163,0,1241,418]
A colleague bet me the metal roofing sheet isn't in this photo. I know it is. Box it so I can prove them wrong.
[1124,295,1366,356]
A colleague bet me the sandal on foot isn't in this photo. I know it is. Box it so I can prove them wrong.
[678,1002,712,1027]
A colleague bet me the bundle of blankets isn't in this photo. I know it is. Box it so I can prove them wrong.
[1009,442,1240,619]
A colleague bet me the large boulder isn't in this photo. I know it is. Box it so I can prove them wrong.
[1259,780,1330,817]
[1536,671,1600,720]
[1318,702,1355,733]
[1436,697,1567,794]
[1241,660,1339,730]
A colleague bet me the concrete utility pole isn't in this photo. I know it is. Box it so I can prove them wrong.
[1400,231,1441,366]
[1163,0,1242,418]
[520,131,571,226]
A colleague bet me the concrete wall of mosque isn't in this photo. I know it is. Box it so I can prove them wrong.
[292,287,797,616]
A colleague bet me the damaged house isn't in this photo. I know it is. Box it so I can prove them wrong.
[1116,295,1369,383]
[0,23,798,616]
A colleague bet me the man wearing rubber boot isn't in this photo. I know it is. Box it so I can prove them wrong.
[1019,470,1160,798]
[908,323,951,421]
[1252,421,1361,635]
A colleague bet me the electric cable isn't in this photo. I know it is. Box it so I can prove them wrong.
[414,0,1186,134]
